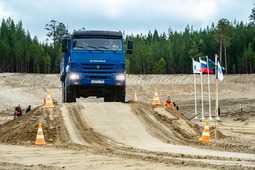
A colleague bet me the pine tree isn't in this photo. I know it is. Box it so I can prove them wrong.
[156,58,166,74]
[249,3,255,25]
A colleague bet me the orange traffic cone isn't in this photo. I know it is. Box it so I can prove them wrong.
[152,89,161,105]
[35,123,47,145]
[199,120,211,142]
[43,98,46,104]
[45,91,54,108]
[133,91,138,101]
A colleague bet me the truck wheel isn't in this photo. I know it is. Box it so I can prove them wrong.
[65,78,76,103]
[62,81,65,103]
[115,87,126,102]
[104,93,115,102]
[104,96,109,102]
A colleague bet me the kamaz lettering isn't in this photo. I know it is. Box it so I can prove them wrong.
[90,60,106,63]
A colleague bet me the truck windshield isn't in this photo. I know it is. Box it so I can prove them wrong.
[73,38,123,51]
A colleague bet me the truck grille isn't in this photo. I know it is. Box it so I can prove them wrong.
[85,76,111,79]
[81,64,115,72]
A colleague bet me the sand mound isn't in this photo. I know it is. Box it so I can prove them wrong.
[0,103,69,145]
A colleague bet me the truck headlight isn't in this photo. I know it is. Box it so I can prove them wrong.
[116,75,125,81]
[69,74,80,80]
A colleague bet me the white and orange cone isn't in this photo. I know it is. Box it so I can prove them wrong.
[199,120,211,142]
[35,123,47,145]
[45,91,54,108]
[133,91,138,102]
[152,89,161,105]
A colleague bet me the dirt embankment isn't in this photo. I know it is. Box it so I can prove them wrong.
[0,102,70,146]
[126,74,255,118]
[1,73,255,118]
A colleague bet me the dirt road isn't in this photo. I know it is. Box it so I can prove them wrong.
[0,73,255,169]
[61,102,255,167]
[2,144,198,170]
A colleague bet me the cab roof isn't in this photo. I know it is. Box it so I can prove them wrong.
[72,30,122,38]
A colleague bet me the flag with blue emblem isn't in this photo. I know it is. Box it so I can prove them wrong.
[217,62,224,81]
[193,60,201,73]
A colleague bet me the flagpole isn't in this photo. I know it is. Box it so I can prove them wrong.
[199,57,205,121]
[216,80,221,121]
[206,56,212,121]
[193,58,198,120]
[215,54,218,142]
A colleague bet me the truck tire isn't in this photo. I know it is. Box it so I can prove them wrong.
[64,78,76,103]
[62,81,65,103]
[115,87,126,102]
[104,96,109,102]
[104,93,115,102]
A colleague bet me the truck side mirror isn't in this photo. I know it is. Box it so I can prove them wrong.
[62,39,68,52]
[126,49,133,54]
[127,40,133,49]
[126,40,133,54]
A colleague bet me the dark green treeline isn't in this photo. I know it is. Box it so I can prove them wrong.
[125,20,255,74]
[0,18,63,73]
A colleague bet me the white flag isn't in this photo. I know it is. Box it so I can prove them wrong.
[218,62,224,81]
[193,60,201,73]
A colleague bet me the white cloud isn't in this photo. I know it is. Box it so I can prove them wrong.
[0,1,14,19]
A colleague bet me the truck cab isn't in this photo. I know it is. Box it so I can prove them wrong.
[60,30,133,102]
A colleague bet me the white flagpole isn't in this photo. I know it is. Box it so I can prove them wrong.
[217,63,221,122]
[207,56,213,121]
[192,58,198,120]
[199,57,205,120]
[215,54,218,142]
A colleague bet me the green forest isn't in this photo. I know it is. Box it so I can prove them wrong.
[0,5,255,74]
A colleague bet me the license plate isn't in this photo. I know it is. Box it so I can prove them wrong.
[91,80,104,84]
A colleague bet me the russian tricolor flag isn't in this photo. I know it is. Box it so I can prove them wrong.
[200,59,213,73]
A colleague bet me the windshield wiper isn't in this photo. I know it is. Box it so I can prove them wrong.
[98,46,116,53]
[87,45,104,52]
[73,45,86,49]
[98,46,108,49]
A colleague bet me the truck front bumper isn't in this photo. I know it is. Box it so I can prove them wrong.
[66,72,126,87]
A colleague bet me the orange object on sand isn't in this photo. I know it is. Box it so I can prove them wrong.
[133,91,137,101]
[45,91,54,108]
[43,98,46,104]
[199,120,211,142]
[35,123,47,145]
[152,89,161,105]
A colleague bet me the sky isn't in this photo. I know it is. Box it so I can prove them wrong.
[0,0,253,42]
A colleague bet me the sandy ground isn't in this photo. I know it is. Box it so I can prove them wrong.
[0,73,255,169]
[2,144,201,170]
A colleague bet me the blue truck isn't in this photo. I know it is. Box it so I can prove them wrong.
[60,30,133,103]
